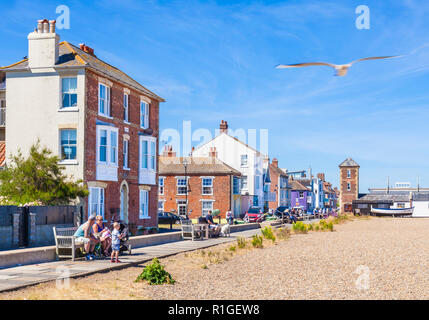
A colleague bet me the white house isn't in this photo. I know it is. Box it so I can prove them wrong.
[192,120,266,215]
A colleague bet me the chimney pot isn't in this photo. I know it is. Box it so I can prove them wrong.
[219,120,228,134]
[49,20,56,33]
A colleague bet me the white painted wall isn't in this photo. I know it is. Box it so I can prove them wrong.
[193,133,265,209]
[5,68,86,181]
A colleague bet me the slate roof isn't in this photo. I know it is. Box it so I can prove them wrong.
[289,180,309,191]
[339,157,359,167]
[412,193,429,201]
[1,42,164,102]
[159,156,242,176]
[355,193,411,202]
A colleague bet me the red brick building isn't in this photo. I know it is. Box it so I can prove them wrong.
[159,146,242,219]
[339,158,360,212]
[2,20,164,234]
[268,158,290,211]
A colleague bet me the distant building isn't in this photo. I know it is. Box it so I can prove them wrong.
[267,158,290,211]
[192,120,266,213]
[339,158,360,212]
[158,146,242,219]
[289,179,311,210]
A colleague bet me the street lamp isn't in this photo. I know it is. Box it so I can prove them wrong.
[182,157,191,219]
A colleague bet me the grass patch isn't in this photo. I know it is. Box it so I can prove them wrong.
[274,227,291,240]
[237,237,247,249]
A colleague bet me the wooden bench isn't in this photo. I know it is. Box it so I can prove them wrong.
[180,220,203,241]
[53,226,84,261]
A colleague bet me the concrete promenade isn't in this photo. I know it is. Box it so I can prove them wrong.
[0,227,263,293]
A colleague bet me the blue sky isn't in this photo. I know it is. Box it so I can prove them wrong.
[1,0,429,192]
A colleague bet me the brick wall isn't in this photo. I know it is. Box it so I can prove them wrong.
[269,165,279,211]
[160,174,233,219]
[84,70,159,233]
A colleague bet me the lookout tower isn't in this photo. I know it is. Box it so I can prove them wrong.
[339,158,360,213]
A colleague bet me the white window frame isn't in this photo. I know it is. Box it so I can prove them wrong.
[159,177,165,195]
[299,191,304,199]
[123,139,129,170]
[98,83,111,118]
[240,154,248,167]
[123,93,129,123]
[139,189,149,219]
[61,77,78,109]
[201,177,213,195]
[158,200,164,213]
[241,175,248,190]
[140,101,149,129]
[347,169,351,178]
[347,183,351,191]
[201,201,213,217]
[59,128,77,162]
[88,187,105,218]
[139,136,157,185]
[96,125,119,166]
[176,177,188,195]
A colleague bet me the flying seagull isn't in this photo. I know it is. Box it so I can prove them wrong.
[276,56,399,76]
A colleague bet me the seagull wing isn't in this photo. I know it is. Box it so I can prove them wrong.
[349,56,400,65]
[276,62,336,69]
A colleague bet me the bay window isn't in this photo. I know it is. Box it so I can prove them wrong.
[96,125,119,181]
[139,136,157,184]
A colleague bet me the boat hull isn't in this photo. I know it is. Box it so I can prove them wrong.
[370,206,414,216]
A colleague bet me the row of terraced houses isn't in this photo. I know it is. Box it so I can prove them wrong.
[0,19,339,233]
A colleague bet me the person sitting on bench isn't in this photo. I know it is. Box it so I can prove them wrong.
[205,211,221,237]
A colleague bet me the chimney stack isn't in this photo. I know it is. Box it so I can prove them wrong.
[220,120,228,134]
[79,43,96,56]
[272,158,279,168]
[162,145,176,157]
[28,19,60,70]
[209,147,217,158]
[317,173,325,181]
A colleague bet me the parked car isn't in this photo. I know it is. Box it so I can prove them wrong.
[158,212,184,225]
[244,207,264,223]
[274,206,289,218]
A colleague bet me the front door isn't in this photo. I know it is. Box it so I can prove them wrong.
[120,185,128,223]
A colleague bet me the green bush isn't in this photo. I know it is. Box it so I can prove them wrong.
[251,235,263,248]
[135,258,175,285]
[237,237,246,249]
[0,141,88,206]
[229,245,236,252]
[261,226,276,242]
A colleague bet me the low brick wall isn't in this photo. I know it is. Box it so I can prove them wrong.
[0,226,13,251]
[0,223,262,269]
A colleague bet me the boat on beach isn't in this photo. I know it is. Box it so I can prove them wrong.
[370,206,414,216]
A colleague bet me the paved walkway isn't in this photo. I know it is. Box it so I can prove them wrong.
[0,228,263,293]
